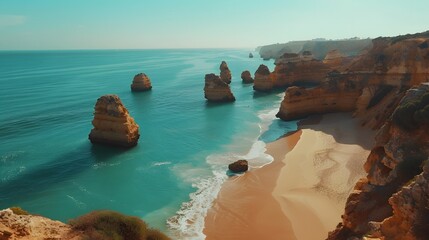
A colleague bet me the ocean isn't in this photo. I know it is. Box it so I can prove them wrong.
[0,49,297,239]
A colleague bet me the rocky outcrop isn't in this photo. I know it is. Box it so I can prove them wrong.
[228,160,248,173]
[277,32,429,124]
[327,83,429,240]
[323,49,345,67]
[249,53,253,58]
[276,71,363,120]
[241,70,254,84]
[0,208,81,240]
[272,52,332,87]
[131,73,152,91]
[88,95,140,148]
[219,61,232,84]
[204,74,235,102]
[253,64,273,92]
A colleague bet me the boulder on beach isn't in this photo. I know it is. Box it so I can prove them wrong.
[88,95,140,148]
[204,73,236,102]
[228,160,249,173]
[131,73,152,92]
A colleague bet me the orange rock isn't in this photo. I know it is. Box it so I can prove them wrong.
[204,73,235,102]
[253,64,273,92]
[131,73,152,91]
[88,95,140,148]
[219,61,232,84]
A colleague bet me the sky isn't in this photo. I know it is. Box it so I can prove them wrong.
[0,0,427,50]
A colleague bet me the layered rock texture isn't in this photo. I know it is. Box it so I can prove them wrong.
[273,51,332,87]
[253,64,273,92]
[219,61,232,84]
[323,49,345,67]
[241,70,254,84]
[0,208,81,240]
[328,83,429,240]
[277,32,429,124]
[131,73,152,91]
[204,74,235,102]
[88,95,140,148]
[276,71,363,120]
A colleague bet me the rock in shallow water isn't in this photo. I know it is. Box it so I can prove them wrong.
[219,61,232,84]
[88,95,140,148]
[241,70,254,84]
[204,73,236,102]
[131,73,152,92]
[228,160,249,173]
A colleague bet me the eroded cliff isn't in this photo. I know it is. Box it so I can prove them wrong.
[328,83,429,240]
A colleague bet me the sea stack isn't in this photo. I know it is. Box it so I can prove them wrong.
[88,95,140,148]
[241,70,254,84]
[253,64,273,92]
[131,73,152,92]
[249,52,254,58]
[204,73,235,102]
[219,61,232,84]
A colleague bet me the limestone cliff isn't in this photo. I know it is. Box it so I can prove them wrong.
[219,61,232,84]
[277,33,429,124]
[131,73,152,91]
[327,83,429,240]
[276,71,363,120]
[88,95,140,148]
[241,70,254,84]
[0,208,81,240]
[204,73,235,102]
[323,49,345,67]
[253,64,273,92]
[273,51,332,87]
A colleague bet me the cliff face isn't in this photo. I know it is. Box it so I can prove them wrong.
[327,84,429,240]
[276,72,362,120]
[0,209,81,240]
[277,34,429,124]
[204,73,235,102]
[131,73,152,91]
[323,49,345,67]
[88,95,140,148]
[253,64,273,92]
[273,52,332,87]
[219,61,232,84]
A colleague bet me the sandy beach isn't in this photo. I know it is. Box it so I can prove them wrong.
[203,113,374,240]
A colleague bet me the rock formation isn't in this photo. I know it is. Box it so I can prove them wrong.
[249,53,253,58]
[277,32,429,124]
[323,49,345,67]
[219,61,232,84]
[241,70,254,84]
[228,160,248,173]
[88,95,140,148]
[276,71,363,120]
[0,208,81,240]
[327,83,429,240]
[272,51,332,87]
[131,73,152,92]
[204,73,235,102]
[253,64,273,92]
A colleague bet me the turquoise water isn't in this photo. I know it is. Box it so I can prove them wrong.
[0,49,296,238]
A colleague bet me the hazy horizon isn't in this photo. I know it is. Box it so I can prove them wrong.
[0,0,428,51]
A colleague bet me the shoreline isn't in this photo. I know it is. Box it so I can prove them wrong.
[203,113,375,240]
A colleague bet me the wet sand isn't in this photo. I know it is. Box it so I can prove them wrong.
[203,113,374,240]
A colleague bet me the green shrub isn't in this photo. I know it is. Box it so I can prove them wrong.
[392,92,429,130]
[70,210,170,240]
[10,207,29,215]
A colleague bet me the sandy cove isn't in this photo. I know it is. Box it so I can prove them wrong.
[203,113,375,240]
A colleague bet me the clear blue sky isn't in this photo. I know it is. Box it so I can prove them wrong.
[0,0,427,50]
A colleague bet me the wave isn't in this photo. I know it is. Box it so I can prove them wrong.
[166,93,288,239]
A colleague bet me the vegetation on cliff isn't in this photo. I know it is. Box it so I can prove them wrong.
[70,210,171,240]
